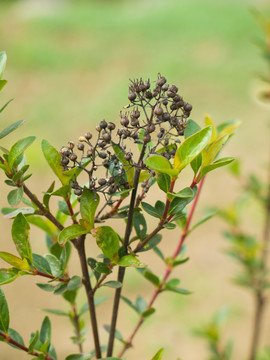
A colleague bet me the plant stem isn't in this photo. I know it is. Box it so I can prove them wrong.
[66,196,78,224]
[76,235,101,358]
[71,304,83,353]
[0,331,54,360]
[34,270,70,282]
[107,144,146,357]
[118,177,205,358]
[248,153,270,360]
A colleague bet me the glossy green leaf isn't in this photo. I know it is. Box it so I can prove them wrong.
[67,276,82,291]
[142,307,155,318]
[32,254,52,275]
[117,255,146,268]
[103,325,124,343]
[62,289,78,304]
[0,120,24,140]
[42,309,68,317]
[36,283,55,292]
[7,187,23,206]
[169,187,197,215]
[0,252,31,271]
[133,211,147,240]
[0,80,7,91]
[174,126,212,172]
[190,210,217,233]
[141,202,161,218]
[143,270,160,287]
[44,254,62,277]
[164,286,191,295]
[157,173,171,193]
[217,119,241,138]
[66,355,92,360]
[0,51,7,79]
[144,155,178,177]
[94,262,111,274]
[40,316,51,344]
[201,134,229,167]
[80,190,99,230]
[58,225,88,245]
[28,330,39,353]
[8,136,36,168]
[27,216,56,237]
[13,164,30,183]
[42,139,75,186]
[0,268,21,285]
[112,143,134,186]
[167,187,194,200]
[121,296,140,314]
[184,119,201,138]
[204,115,217,144]
[190,153,202,175]
[0,288,9,333]
[6,328,24,349]
[11,213,32,263]
[135,296,147,313]
[200,157,234,179]
[0,99,13,114]
[102,281,122,288]
[91,226,119,261]
[151,348,164,360]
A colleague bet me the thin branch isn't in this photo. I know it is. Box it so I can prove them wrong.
[0,330,54,360]
[118,177,205,358]
[75,235,101,358]
[71,304,83,354]
[34,269,70,282]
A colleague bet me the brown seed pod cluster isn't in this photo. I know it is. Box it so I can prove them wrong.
[59,74,193,201]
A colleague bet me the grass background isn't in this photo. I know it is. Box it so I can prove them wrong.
[0,0,270,359]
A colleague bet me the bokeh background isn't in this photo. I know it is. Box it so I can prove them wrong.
[0,0,270,359]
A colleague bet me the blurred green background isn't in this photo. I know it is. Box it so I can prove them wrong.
[0,0,270,359]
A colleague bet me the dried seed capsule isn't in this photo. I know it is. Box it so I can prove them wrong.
[147,124,155,133]
[96,125,101,132]
[61,157,69,166]
[157,76,167,87]
[144,80,150,89]
[124,152,132,161]
[61,147,68,154]
[162,99,168,106]
[133,110,140,118]
[128,92,137,101]
[99,120,107,129]
[98,140,106,148]
[74,188,82,196]
[71,180,78,189]
[169,85,178,93]
[145,91,153,99]
[161,84,168,91]
[131,118,139,127]
[167,90,175,98]
[173,94,181,102]
[102,133,111,142]
[64,150,71,157]
[171,117,178,126]
[77,143,84,151]
[124,182,130,189]
[123,129,131,137]
[79,136,87,142]
[120,117,129,127]
[98,178,107,186]
[143,134,151,143]
[184,103,193,112]
[162,112,170,121]
[87,149,93,157]
[119,178,126,185]
[170,103,177,111]
[68,141,75,149]
[109,185,117,194]
[154,106,163,116]
[108,177,115,184]
[70,154,77,161]
[99,152,107,159]
[107,122,116,130]
[103,160,110,168]
[177,100,184,108]
[131,132,139,139]
[85,132,92,140]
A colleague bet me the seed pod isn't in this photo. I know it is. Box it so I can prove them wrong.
[103,160,110,168]
[61,147,68,154]
[161,84,168,91]
[98,178,107,186]
[74,188,82,196]
[79,136,87,142]
[98,140,106,148]
[171,117,178,126]
[184,103,192,112]
[120,117,129,127]
[167,90,175,98]
[128,92,136,101]
[107,122,116,130]
[162,99,168,106]
[85,132,92,140]
[100,120,107,129]
[123,129,131,137]
[169,85,178,93]
[109,177,115,184]
[87,149,92,157]
[99,152,107,159]
[96,125,101,132]
[124,152,132,161]
[173,94,181,102]
[109,185,117,194]
[102,133,111,142]
[157,76,167,86]
[131,119,139,127]
[170,103,177,111]
[70,154,77,161]
[143,134,151,143]
[77,143,84,151]
[162,112,170,121]
[61,157,69,166]
[145,91,153,99]
[71,181,79,189]
[64,150,71,157]
[154,106,163,116]
[131,132,139,139]
[133,110,140,118]
[68,141,75,149]
[177,100,184,108]
[147,124,155,133]
[144,80,150,89]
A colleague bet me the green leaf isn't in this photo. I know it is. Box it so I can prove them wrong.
[44,254,62,277]
[40,316,51,344]
[0,288,9,333]
[91,226,119,261]
[27,216,56,237]
[0,252,31,271]
[144,155,178,178]
[164,286,191,295]
[42,309,68,316]
[138,234,162,253]
[0,99,13,114]
[169,187,197,215]
[117,255,146,268]
[133,211,147,240]
[0,80,7,91]
[62,289,78,304]
[121,296,140,314]
[7,187,23,206]
[157,173,171,193]
[143,270,160,287]
[8,136,36,168]
[189,210,217,233]
[94,262,111,274]
[174,126,212,172]
[0,120,24,140]
[135,296,147,313]
[11,213,32,263]
[151,348,164,360]
[6,328,25,349]
[32,254,52,275]
[142,307,155,318]
[80,190,100,230]
[67,276,82,291]
[28,330,39,353]
[0,51,7,79]
[0,268,21,285]
[66,355,92,360]
[104,324,124,343]
[184,119,201,138]
[102,281,122,288]
[58,225,88,245]
[141,202,161,218]
[190,153,202,176]
[42,139,75,186]
[112,143,134,186]
[36,283,55,292]
[201,134,229,167]
[200,157,234,179]
[167,187,194,200]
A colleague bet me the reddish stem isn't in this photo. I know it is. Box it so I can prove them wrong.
[66,196,78,224]
[35,270,70,283]
[0,331,54,359]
